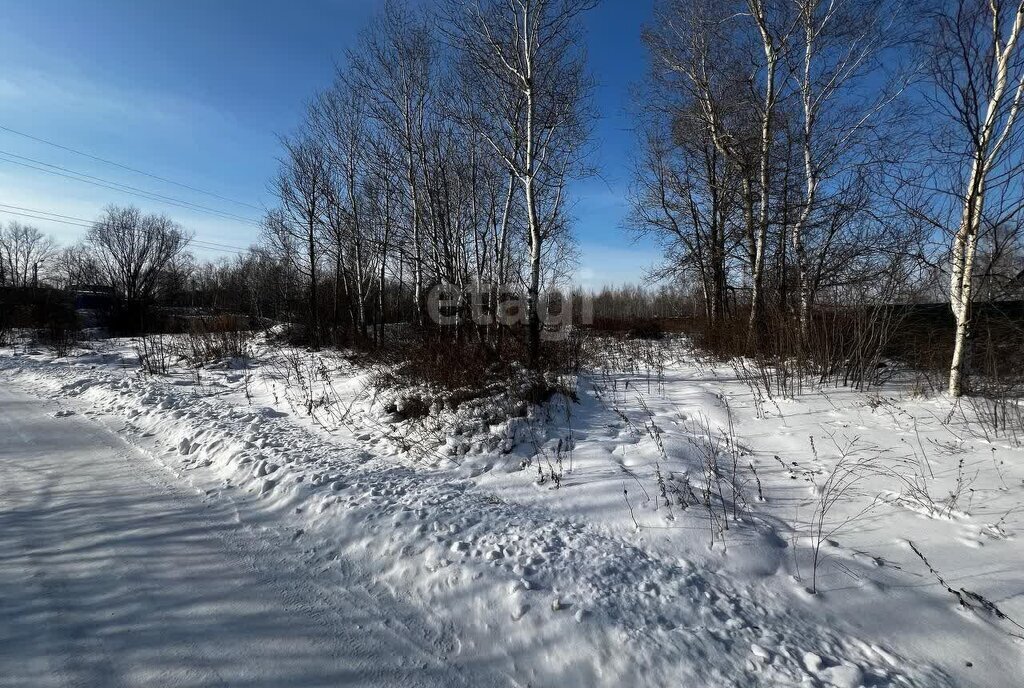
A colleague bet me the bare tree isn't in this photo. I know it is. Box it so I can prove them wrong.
[274,135,329,346]
[644,0,790,349]
[447,0,596,367]
[53,243,102,289]
[745,0,787,346]
[0,221,57,287]
[86,205,190,302]
[364,134,402,342]
[255,0,590,355]
[973,218,1024,300]
[311,82,374,340]
[347,0,435,323]
[629,110,739,328]
[786,0,910,343]
[921,0,1024,396]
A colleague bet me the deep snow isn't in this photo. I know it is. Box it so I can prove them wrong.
[1,335,1022,687]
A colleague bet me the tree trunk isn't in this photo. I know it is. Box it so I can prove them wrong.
[524,175,542,369]
[946,2,1024,395]
[334,240,343,336]
[405,113,424,326]
[746,0,778,352]
[308,222,319,349]
[949,161,984,397]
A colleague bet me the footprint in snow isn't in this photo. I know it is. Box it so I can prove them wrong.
[52,409,75,418]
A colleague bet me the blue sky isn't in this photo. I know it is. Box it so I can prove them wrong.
[0,0,660,288]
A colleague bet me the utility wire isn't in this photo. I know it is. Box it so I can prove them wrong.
[0,207,250,256]
[0,123,264,211]
[0,150,262,227]
[0,208,92,228]
[0,203,250,252]
[0,203,93,226]
[3,197,416,257]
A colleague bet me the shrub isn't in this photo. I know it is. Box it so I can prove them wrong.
[626,319,664,340]
[33,307,80,358]
[135,333,171,375]
[964,317,1024,443]
[174,316,253,366]
[40,323,77,358]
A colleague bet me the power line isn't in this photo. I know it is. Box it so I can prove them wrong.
[0,150,262,227]
[3,197,419,257]
[0,152,259,227]
[0,203,250,252]
[0,204,94,227]
[0,205,251,256]
[0,123,264,212]
[0,208,92,228]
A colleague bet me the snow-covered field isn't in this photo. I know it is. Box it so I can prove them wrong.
[1,334,1022,687]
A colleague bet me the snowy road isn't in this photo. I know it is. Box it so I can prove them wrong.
[0,385,504,688]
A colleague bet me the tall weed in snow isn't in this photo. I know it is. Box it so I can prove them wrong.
[40,322,77,358]
[680,409,752,549]
[135,333,170,375]
[909,541,1024,639]
[589,336,761,544]
[966,321,1024,444]
[684,298,909,402]
[800,436,885,594]
[263,347,352,427]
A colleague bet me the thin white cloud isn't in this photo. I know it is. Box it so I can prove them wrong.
[0,67,231,134]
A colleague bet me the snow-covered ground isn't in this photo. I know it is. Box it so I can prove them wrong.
[0,384,504,688]
[1,334,1022,687]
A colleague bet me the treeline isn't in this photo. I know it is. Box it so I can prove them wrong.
[5,0,598,369]
[0,210,315,331]
[5,0,1024,398]
[632,0,1024,396]
[261,0,593,365]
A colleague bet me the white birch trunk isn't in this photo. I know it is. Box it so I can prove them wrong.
[948,1,1024,396]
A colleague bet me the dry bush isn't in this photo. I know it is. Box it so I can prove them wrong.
[39,323,77,358]
[373,329,509,391]
[802,436,885,594]
[266,347,339,421]
[174,315,253,367]
[0,314,11,347]
[588,316,668,340]
[31,306,80,358]
[808,304,906,390]
[367,325,588,400]
[679,301,910,398]
[135,333,171,375]
[354,327,587,463]
[964,318,1024,443]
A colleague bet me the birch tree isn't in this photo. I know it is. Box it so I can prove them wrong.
[347,0,434,323]
[447,0,596,367]
[745,0,786,347]
[786,0,909,344]
[311,84,374,340]
[927,0,1024,396]
[645,0,789,349]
